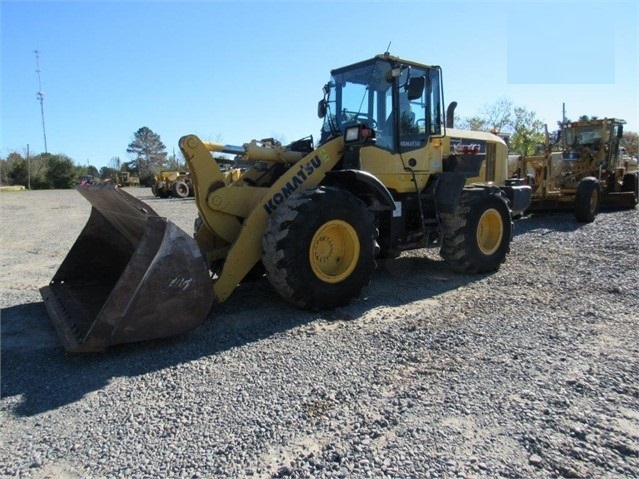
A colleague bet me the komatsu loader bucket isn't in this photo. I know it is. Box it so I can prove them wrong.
[40,185,214,352]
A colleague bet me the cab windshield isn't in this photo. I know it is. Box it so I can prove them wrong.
[563,125,605,148]
[320,58,442,150]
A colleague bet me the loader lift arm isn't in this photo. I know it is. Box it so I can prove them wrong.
[179,134,347,303]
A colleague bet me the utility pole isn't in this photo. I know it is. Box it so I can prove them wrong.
[562,102,566,123]
[34,50,48,153]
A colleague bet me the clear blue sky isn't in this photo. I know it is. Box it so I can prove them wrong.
[2,0,638,170]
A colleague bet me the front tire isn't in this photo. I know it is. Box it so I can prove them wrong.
[156,181,171,198]
[621,172,638,206]
[440,190,512,274]
[262,186,377,310]
[574,177,600,223]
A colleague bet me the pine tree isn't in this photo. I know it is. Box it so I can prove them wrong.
[126,127,168,176]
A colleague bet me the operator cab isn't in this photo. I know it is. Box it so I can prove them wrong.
[318,54,443,152]
[561,118,625,171]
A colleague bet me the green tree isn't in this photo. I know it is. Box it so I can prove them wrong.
[509,107,545,156]
[0,158,6,185]
[166,149,184,170]
[620,130,638,157]
[8,154,28,186]
[86,164,99,177]
[109,156,122,171]
[122,160,137,173]
[126,127,168,176]
[99,166,118,182]
[457,97,546,156]
[1,151,47,188]
[45,154,77,189]
[457,116,488,131]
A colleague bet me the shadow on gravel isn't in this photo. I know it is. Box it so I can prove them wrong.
[0,240,492,418]
[512,213,581,237]
[0,282,310,417]
[512,209,631,236]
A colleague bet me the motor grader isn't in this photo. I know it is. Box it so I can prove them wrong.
[118,171,140,187]
[509,118,638,222]
[40,54,531,352]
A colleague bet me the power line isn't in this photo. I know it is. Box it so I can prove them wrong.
[34,49,48,153]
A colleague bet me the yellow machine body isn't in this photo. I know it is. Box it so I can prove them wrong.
[509,118,638,220]
[180,134,344,302]
[42,54,531,352]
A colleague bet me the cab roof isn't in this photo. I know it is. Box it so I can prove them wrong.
[330,54,440,76]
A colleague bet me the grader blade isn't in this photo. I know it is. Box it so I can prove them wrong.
[40,185,214,352]
[600,191,638,209]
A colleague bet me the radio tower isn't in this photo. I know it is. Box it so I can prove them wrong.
[34,49,48,153]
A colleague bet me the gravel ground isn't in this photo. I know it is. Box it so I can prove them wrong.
[1,187,638,479]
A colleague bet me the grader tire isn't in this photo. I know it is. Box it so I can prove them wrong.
[262,186,377,310]
[440,191,512,274]
[574,177,600,223]
[621,172,639,205]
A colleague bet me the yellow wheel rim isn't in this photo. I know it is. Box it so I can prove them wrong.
[476,209,504,256]
[309,220,360,283]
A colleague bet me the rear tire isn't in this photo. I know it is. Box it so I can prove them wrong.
[156,181,171,198]
[574,177,600,223]
[262,186,377,310]
[172,180,190,198]
[621,172,639,206]
[439,190,512,274]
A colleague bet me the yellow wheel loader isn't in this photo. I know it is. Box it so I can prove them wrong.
[509,118,638,222]
[41,54,531,352]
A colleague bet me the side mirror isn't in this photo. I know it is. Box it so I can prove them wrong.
[317,99,327,119]
[406,76,425,100]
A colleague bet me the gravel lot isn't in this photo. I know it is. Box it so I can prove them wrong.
[1,187,638,479]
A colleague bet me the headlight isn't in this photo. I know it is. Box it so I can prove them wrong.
[344,126,360,142]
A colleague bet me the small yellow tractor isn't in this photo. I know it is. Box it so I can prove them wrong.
[152,171,193,198]
[41,54,531,352]
[509,118,638,222]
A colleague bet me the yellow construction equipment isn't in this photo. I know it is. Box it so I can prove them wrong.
[118,171,140,187]
[152,171,193,198]
[41,54,531,352]
[509,118,638,222]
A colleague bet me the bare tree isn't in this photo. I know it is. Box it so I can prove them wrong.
[480,97,513,133]
[457,97,513,133]
[109,156,121,171]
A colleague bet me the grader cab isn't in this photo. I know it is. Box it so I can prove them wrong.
[41,54,531,352]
